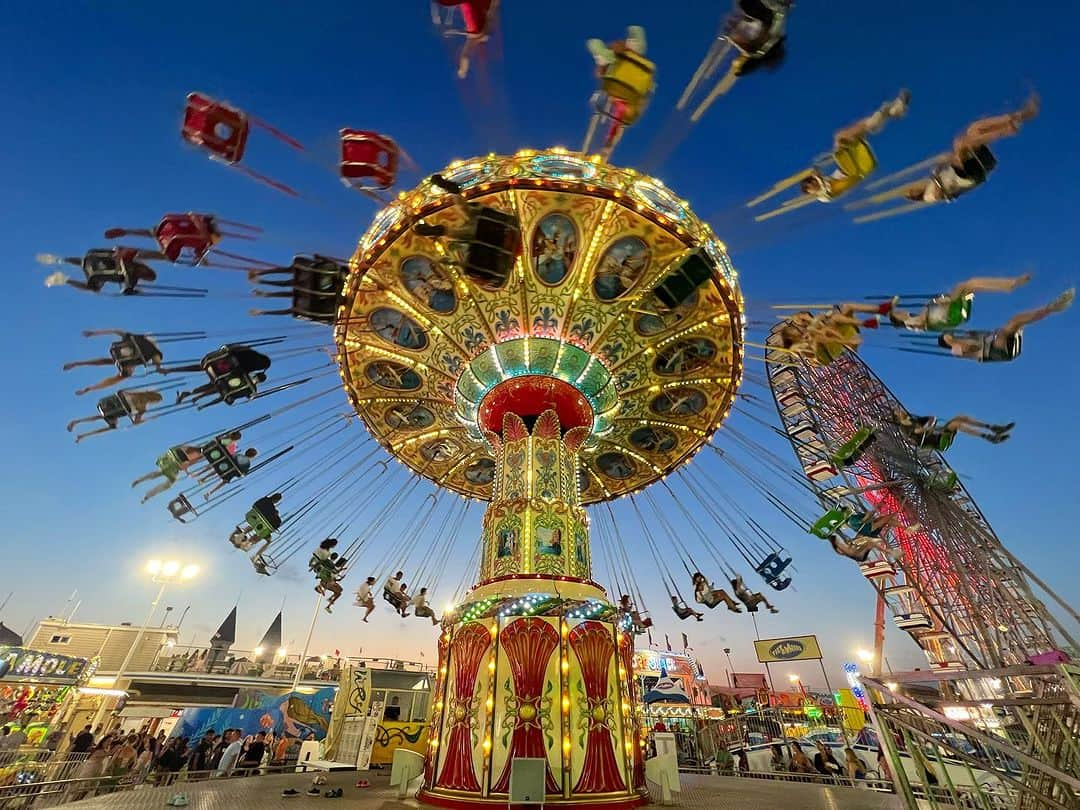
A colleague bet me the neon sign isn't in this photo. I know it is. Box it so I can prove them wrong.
[0,646,92,684]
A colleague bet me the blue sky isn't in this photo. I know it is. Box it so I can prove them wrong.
[0,1,1076,689]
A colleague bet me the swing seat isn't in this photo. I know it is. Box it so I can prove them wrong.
[252,555,277,576]
[96,393,131,426]
[244,507,276,541]
[382,590,409,611]
[858,559,897,580]
[81,249,132,288]
[456,207,522,290]
[182,92,250,164]
[167,494,198,523]
[919,470,958,492]
[156,446,190,480]
[892,612,932,631]
[340,130,399,190]
[201,347,259,405]
[200,439,245,482]
[810,505,853,538]
[754,553,792,590]
[652,250,712,310]
[831,426,874,465]
[833,139,877,181]
[109,334,156,373]
[154,213,218,265]
[289,255,347,324]
[600,50,656,109]
[803,460,837,482]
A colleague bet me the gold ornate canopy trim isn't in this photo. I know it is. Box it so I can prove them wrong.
[335,148,745,503]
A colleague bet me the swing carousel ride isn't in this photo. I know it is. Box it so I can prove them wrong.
[43,1,1078,806]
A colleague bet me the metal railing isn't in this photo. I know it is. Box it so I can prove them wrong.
[0,762,299,808]
[123,648,433,680]
[865,664,1080,810]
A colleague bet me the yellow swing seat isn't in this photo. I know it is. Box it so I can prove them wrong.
[601,50,656,110]
[833,138,878,181]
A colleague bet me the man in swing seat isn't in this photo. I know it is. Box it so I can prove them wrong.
[894,408,1015,446]
[383,570,410,616]
[65,330,165,396]
[410,588,441,626]
[691,572,742,612]
[42,247,158,295]
[742,91,908,218]
[618,594,652,631]
[67,388,163,442]
[884,273,1030,332]
[730,574,779,613]
[670,595,704,621]
[903,95,1039,205]
[828,533,902,564]
[354,576,377,622]
[936,288,1073,362]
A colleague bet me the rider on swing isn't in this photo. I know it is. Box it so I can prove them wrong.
[41,247,158,295]
[828,532,902,564]
[893,408,1015,446]
[691,572,742,613]
[230,493,284,549]
[410,588,441,626]
[618,594,652,631]
[885,273,1031,331]
[799,92,911,203]
[67,389,163,442]
[383,571,410,617]
[906,96,1040,205]
[64,330,165,396]
[670,594,704,622]
[937,288,1073,362]
[730,575,779,613]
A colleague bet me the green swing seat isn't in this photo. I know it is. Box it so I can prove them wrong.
[831,426,874,465]
[244,507,276,541]
[810,504,854,539]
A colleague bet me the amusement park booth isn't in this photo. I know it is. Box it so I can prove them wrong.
[0,645,94,745]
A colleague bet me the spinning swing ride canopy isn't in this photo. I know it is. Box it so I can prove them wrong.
[335,148,744,503]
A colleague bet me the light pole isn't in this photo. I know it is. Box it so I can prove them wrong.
[723,647,734,687]
[90,559,199,729]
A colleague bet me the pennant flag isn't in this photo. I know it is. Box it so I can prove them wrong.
[682,633,692,650]
[665,634,672,652]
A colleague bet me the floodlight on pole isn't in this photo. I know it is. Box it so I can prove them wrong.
[91,558,200,728]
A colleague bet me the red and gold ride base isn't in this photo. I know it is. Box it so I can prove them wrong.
[419,409,648,808]
[418,616,647,809]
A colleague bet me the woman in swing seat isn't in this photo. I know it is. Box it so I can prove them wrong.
[691,572,742,612]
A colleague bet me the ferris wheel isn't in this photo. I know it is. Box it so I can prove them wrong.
[763,321,1076,673]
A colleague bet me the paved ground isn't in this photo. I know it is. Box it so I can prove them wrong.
[61,770,905,809]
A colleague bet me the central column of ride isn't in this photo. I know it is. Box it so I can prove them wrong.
[419,376,647,808]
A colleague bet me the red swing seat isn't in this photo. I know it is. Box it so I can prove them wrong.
[182,92,250,164]
[155,212,219,265]
[340,130,399,190]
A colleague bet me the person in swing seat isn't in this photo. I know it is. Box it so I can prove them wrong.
[894,408,1015,445]
[937,288,1073,362]
[410,587,441,626]
[670,594,704,621]
[65,330,165,396]
[730,574,779,613]
[884,273,1031,331]
[691,572,742,612]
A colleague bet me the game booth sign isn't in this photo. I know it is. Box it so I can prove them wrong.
[0,646,94,745]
